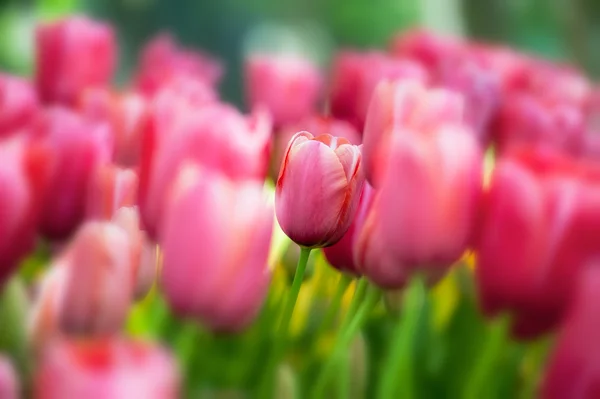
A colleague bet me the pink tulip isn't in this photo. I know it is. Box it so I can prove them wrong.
[35,338,179,399]
[0,137,48,285]
[275,132,364,248]
[541,266,600,399]
[389,29,465,72]
[0,73,39,136]
[355,124,482,289]
[79,89,149,167]
[139,103,271,239]
[0,356,18,399]
[36,16,116,105]
[475,146,600,339]
[329,51,428,130]
[134,34,222,97]
[362,80,464,186]
[29,107,112,240]
[323,183,374,275]
[160,164,273,332]
[245,54,323,127]
[86,164,138,221]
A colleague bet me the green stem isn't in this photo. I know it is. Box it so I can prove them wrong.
[311,283,380,399]
[343,278,368,330]
[338,352,351,399]
[377,277,426,399]
[462,315,510,399]
[315,273,352,337]
[258,246,312,398]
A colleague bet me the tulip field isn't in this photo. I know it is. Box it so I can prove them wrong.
[1,12,600,399]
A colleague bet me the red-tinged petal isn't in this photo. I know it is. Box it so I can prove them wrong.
[0,357,18,399]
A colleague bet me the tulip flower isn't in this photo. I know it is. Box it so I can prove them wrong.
[139,103,271,239]
[0,73,39,137]
[0,356,17,399]
[160,164,273,332]
[355,123,482,289]
[389,29,465,72]
[541,266,600,399]
[245,54,323,127]
[35,338,179,399]
[275,131,364,248]
[476,146,600,339]
[86,165,138,221]
[323,183,374,275]
[329,51,428,129]
[36,16,116,105]
[134,34,222,97]
[362,80,464,186]
[0,137,48,285]
[29,108,113,240]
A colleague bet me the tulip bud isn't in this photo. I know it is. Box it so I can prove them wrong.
[362,80,464,186]
[160,165,273,332]
[30,108,112,240]
[139,103,271,239]
[134,34,222,97]
[475,146,600,339]
[86,165,138,221]
[35,338,179,398]
[245,54,323,127]
[36,16,116,105]
[275,132,364,248]
[541,266,600,399]
[0,356,18,399]
[323,183,374,275]
[0,73,39,137]
[355,123,482,289]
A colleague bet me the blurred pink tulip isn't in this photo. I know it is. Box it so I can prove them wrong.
[86,164,138,221]
[36,16,116,105]
[160,165,273,332]
[362,80,464,186]
[276,132,364,248]
[245,54,323,127]
[476,146,600,339]
[139,103,271,239]
[0,73,39,136]
[390,29,465,72]
[355,124,482,289]
[0,356,18,399]
[134,34,222,97]
[542,266,600,399]
[29,107,112,240]
[35,338,179,399]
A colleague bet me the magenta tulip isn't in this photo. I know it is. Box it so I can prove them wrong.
[0,73,39,136]
[35,338,179,399]
[36,16,116,105]
[275,132,364,248]
[160,165,273,332]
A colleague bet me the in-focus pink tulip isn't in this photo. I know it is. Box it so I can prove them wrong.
[362,80,464,186]
[0,356,17,399]
[0,73,39,136]
[355,123,482,289]
[36,16,116,105]
[29,107,113,240]
[160,165,273,332]
[0,137,48,285]
[139,103,271,239]
[35,338,179,399]
[79,89,149,167]
[275,132,364,248]
[541,266,600,399]
[245,54,323,127]
[134,34,222,97]
[30,222,134,345]
[86,164,138,221]
[475,146,600,339]
[323,183,374,275]
[330,51,429,130]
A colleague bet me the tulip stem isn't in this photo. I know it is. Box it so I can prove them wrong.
[315,273,352,337]
[311,281,380,399]
[258,246,312,398]
[376,276,426,399]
